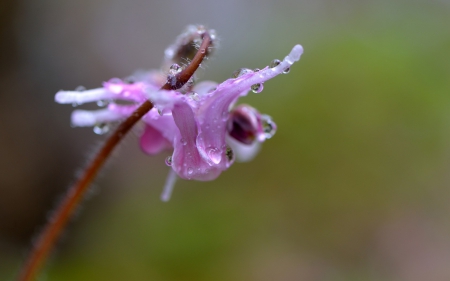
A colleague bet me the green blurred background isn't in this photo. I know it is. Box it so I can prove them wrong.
[1,0,450,280]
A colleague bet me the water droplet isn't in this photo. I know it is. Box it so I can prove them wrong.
[181,76,195,91]
[253,68,260,72]
[124,77,135,84]
[225,146,234,162]
[187,167,194,175]
[207,147,222,164]
[109,78,122,84]
[283,67,290,74]
[209,29,217,40]
[97,100,109,107]
[157,108,163,116]
[75,86,86,91]
[180,138,187,145]
[72,102,79,107]
[251,83,264,93]
[166,74,177,88]
[261,115,277,139]
[169,63,182,74]
[196,25,206,35]
[232,68,253,78]
[222,111,228,121]
[270,59,281,68]
[165,156,172,166]
[188,91,199,101]
[200,48,206,54]
[93,123,109,135]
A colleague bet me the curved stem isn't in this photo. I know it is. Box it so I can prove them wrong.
[17,32,212,281]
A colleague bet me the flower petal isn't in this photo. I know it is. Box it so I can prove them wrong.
[226,135,261,162]
[140,123,171,155]
[192,45,302,169]
[55,88,115,105]
[71,108,128,127]
[171,102,221,180]
[192,81,218,96]
[102,80,151,102]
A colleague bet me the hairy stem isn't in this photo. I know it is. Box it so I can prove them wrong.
[17,32,212,281]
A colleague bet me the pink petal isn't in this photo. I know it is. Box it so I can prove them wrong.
[139,124,171,155]
[171,102,221,180]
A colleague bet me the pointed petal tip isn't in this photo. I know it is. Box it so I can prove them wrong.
[71,110,95,127]
[55,91,71,104]
[289,44,304,62]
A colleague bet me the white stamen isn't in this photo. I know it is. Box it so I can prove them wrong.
[161,168,178,202]
[55,88,111,105]
[71,109,123,127]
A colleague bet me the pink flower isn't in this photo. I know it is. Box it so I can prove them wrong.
[55,26,303,201]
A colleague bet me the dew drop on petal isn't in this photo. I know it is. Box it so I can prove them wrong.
[187,167,194,175]
[207,147,222,164]
[261,115,277,139]
[221,111,228,121]
[270,59,281,68]
[109,78,122,84]
[232,68,253,78]
[251,83,264,93]
[188,91,199,101]
[124,77,135,84]
[97,100,109,107]
[165,156,173,166]
[283,67,291,74]
[93,123,110,135]
[75,85,86,92]
[180,138,187,145]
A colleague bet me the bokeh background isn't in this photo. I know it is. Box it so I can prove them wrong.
[1,0,450,280]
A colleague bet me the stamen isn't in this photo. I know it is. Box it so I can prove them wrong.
[161,169,178,202]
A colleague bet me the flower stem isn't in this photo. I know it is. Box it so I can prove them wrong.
[17,32,212,281]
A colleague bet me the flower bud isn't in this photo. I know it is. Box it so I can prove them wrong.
[227,105,262,145]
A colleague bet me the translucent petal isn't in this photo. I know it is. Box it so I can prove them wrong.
[139,124,171,155]
[71,109,127,127]
[171,102,221,180]
[55,88,115,105]
[226,135,261,162]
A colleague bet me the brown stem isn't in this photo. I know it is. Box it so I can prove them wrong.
[17,32,212,281]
